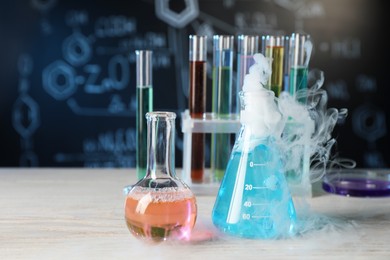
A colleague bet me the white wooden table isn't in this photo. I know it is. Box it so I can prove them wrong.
[1,168,390,259]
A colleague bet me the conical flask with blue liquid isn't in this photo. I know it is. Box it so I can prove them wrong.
[211,54,297,239]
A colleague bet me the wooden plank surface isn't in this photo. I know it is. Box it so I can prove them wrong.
[1,168,390,259]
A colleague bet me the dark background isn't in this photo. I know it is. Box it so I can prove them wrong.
[0,0,388,168]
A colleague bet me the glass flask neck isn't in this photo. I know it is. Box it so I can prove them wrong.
[146,111,176,179]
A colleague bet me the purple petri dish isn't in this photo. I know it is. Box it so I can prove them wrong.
[322,169,390,197]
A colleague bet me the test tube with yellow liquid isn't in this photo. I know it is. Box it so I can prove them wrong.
[264,35,285,97]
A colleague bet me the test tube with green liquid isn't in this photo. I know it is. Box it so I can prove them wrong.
[264,35,285,97]
[284,33,313,193]
[211,35,234,182]
[236,35,259,114]
[136,50,153,180]
[289,33,312,103]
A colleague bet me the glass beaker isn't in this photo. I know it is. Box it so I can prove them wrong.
[124,111,197,242]
[211,90,297,239]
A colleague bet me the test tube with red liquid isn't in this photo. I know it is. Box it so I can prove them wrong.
[189,35,207,183]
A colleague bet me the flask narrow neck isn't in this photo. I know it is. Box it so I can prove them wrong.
[146,112,176,178]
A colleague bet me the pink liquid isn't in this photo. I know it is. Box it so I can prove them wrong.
[124,187,197,242]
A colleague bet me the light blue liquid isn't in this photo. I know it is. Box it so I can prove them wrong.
[212,137,297,239]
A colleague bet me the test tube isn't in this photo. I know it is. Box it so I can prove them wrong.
[136,50,153,180]
[236,35,259,114]
[260,35,266,55]
[189,35,207,183]
[289,33,312,103]
[264,35,285,97]
[211,35,234,182]
[285,33,313,194]
[283,35,290,92]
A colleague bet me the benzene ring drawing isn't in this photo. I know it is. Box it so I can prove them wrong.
[155,0,199,28]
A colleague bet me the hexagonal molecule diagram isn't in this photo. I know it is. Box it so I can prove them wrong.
[155,0,199,28]
[12,95,40,138]
[352,104,386,143]
[42,60,77,100]
[63,32,92,67]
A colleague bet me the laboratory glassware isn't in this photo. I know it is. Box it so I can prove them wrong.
[236,35,259,114]
[211,35,234,182]
[282,35,290,92]
[189,35,207,183]
[289,33,312,103]
[136,50,153,180]
[125,111,197,242]
[283,34,313,194]
[323,169,390,197]
[212,90,297,239]
[264,35,285,97]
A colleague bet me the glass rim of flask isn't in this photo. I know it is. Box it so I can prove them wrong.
[239,90,275,109]
[239,89,275,98]
[146,111,176,121]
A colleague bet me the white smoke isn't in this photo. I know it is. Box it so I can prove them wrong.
[241,53,355,184]
[215,53,357,240]
[242,53,272,90]
[240,53,284,138]
[282,68,355,183]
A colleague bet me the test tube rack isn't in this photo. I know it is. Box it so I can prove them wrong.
[180,109,320,197]
[180,110,241,195]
